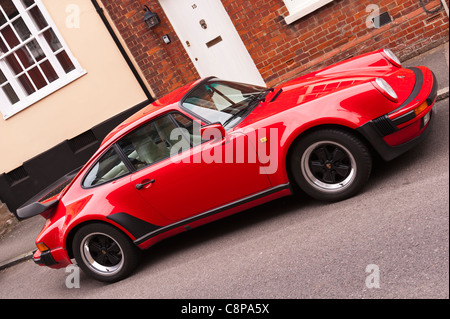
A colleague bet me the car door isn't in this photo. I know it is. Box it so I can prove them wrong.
[117,112,271,222]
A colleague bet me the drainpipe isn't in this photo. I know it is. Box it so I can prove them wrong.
[91,0,154,101]
[441,0,449,17]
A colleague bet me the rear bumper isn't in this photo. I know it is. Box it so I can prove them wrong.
[357,67,437,162]
[33,247,71,269]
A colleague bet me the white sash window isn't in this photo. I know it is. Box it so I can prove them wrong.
[0,0,85,119]
[283,0,334,24]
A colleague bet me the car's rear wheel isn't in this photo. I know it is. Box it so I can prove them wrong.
[72,223,141,283]
[290,129,372,201]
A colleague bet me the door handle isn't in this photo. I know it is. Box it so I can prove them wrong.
[136,179,155,190]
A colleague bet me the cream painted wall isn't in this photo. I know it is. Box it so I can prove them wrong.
[0,0,148,173]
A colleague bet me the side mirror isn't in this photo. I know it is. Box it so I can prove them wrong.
[200,123,226,141]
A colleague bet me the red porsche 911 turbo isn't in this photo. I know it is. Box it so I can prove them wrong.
[18,49,437,282]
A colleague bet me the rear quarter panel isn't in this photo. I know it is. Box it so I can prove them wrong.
[45,173,174,252]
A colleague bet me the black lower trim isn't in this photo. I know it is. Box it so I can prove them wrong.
[34,250,58,267]
[392,111,416,126]
[372,115,398,136]
[427,71,438,105]
[107,212,161,240]
[357,109,433,162]
[134,183,291,245]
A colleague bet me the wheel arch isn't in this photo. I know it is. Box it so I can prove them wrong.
[284,123,375,187]
[65,219,136,260]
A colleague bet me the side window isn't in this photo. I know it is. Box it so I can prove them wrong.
[172,112,202,147]
[83,148,130,187]
[117,113,194,170]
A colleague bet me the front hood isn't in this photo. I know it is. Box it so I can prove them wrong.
[276,74,374,106]
[272,66,415,109]
[239,62,416,129]
[262,49,415,111]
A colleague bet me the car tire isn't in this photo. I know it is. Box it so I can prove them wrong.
[72,223,141,283]
[290,129,372,202]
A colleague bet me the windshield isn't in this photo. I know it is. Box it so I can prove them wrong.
[182,80,269,128]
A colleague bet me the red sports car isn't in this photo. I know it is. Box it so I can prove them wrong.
[18,49,437,282]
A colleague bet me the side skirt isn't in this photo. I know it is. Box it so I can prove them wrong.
[134,183,292,246]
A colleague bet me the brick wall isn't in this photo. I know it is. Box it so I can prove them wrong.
[102,0,449,96]
[100,0,199,98]
[225,0,449,87]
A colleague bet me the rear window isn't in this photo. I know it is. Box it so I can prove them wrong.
[83,148,130,188]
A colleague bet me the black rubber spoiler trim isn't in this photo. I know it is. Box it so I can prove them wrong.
[16,200,58,220]
[388,67,423,115]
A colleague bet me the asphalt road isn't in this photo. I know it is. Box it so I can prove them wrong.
[0,99,448,300]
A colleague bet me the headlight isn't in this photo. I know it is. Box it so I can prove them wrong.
[383,49,402,67]
[374,78,399,102]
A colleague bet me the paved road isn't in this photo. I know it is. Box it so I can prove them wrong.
[0,99,448,300]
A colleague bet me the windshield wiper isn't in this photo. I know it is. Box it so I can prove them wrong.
[223,90,272,127]
[251,88,274,104]
[223,106,251,127]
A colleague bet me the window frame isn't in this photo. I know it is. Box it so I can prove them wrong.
[81,145,132,189]
[179,77,268,130]
[82,111,198,189]
[283,0,334,24]
[0,0,86,120]
[116,112,192,172]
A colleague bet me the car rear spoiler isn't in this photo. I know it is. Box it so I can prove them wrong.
[14,168,79,220]
[17,199,59,220]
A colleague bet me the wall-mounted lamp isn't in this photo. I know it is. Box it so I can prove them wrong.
[143,5,160,29]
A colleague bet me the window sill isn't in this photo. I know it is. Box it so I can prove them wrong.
[2,69,87,120]
[284,0,334,24]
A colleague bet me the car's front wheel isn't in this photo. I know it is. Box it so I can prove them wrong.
[290,129,372,202]
[72,223,141,283]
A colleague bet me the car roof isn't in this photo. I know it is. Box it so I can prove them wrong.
[100,78,203,148]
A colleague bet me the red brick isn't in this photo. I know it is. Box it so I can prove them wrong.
[102,0,449,94]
